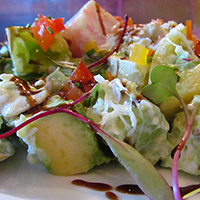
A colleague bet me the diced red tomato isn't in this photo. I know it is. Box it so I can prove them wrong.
[192,34,198,44]
[52,18,65,32]
[58,61,96,101]
[69,61,96,92]
[82,80,96,92]
[70,61,95,83]
[30,15,65,51]
[58,81,83,101]
[194,40,200,57]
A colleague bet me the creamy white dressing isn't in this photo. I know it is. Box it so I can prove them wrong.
[0,74,49,118]
[94,75,137,141]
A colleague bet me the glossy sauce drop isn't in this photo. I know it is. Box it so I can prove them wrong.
[71,179,200,199]
[116,183,200,197]
[10,75,40,107]
[180,184,200,197]
[105,191,118,200]
[115,184,144,195]
[71,179,113,191]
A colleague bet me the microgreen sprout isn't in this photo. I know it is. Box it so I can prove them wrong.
[142,65,200,200]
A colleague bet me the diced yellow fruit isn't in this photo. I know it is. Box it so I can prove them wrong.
[160,64,200,121]
[129,44,149,65]
[83,40,99,53]
[159,96,182,122]
[176,64,200,104]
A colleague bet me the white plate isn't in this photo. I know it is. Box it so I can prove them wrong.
[0,144,199,200]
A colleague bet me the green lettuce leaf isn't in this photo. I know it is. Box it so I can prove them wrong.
[86,75,171,165]
[5,26,72,77]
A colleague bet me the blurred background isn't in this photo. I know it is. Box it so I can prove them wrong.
[0,0,199,42]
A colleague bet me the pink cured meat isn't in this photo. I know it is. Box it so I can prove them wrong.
[62,0,120,58]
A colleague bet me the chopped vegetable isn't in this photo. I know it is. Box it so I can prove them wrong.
[58,80,83,101]
[186,20,192,40]
[69,61,95,92]
[83,40,99,53]
[30,15,65,51]
[194,40,200,57]
[129,44,150,65]
[70,61,95,84]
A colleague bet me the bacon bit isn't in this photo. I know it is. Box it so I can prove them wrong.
[82,80,96,92]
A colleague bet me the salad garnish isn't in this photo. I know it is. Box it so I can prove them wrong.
[30,14,65,51]
[142,65,200,200]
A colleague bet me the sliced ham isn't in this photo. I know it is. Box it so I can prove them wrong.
[62,0,120,58]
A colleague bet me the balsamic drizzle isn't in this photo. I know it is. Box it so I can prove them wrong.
[71,179,200,200]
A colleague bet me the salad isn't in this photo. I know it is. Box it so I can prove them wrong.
[0,0,200,199]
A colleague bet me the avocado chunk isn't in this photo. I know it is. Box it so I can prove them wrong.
[17,112,111,175]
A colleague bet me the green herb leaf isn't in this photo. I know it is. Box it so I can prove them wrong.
[47,15,52,20]
[83,84,99,107]
[85,48,95,56]
[26,23,31,28]
[94,125,174,200]
[47,26,53,34]
[142,65,178,105]
[74,82,82,88]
